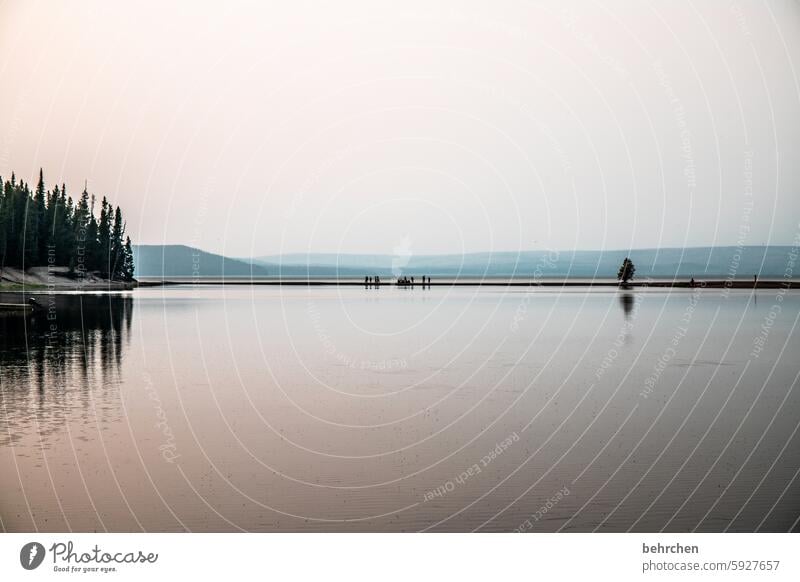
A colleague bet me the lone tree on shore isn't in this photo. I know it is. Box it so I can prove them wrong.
[617,257,635,284]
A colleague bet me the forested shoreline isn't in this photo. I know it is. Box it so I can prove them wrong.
[0,170,134,281]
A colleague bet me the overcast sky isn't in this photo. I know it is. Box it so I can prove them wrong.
[1,0,799,257]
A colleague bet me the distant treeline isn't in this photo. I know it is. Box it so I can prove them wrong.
[0,170,134,281]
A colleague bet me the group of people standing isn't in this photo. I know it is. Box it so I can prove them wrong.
[364,275,432,288]
[397,276,431,287]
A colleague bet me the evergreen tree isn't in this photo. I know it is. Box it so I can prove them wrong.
[617,257,636,284]
[122,236,135,282]
[0,178,7,269]
[73,186,91,274]
[2,177,16,267]
[8,176,24,266]
[34,169,48,264]
[110,206,124,279]
[46,183,59,242]
[22,181,38,267]
[86,195,99,271]
[97,197,111,276]
[55,185,74,265]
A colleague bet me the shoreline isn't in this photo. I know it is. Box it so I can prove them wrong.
[0,281,137,292]
[136,279,798,289]
[0,266,136,292]
[2,273,797,293]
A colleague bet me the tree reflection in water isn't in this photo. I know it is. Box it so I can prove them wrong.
[0,293,133,446]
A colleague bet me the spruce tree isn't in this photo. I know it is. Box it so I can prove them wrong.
[9,176,24,267]
[86,194,99,271]
[122,236,135,282]
[0,178,7,269]
[97,197,111,276]
[22,182,38,267]
[46,183,59,243]
[34,169,48,264]
[73,186,91,275]
[55,185,73,265]
[3,177,17,267]
[110,206,124,280]
[617,257,636,284]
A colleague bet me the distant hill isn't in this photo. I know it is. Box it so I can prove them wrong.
[134,245,362,277]
[135,244,796,279]
[133,245,269,277]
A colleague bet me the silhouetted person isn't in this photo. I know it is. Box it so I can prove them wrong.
[411,276,415,286]
[754,274,758,286]
[690,277,695,288]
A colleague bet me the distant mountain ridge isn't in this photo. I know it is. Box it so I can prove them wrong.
[133,245,362,277]
[135,245,796,278]
[134,245,265,277]
[252,246,795,278]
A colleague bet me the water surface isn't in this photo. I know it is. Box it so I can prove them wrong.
[1,285,798,532]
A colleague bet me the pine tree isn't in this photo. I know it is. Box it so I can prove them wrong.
[86,194,99,271]
[0,178,8,269]
[46,183,59,245]
[2,177,17,267]
[55,185,74,266]
[122,236,135,282]
[110,206,124,280]
[617,257,636,284]
[97,197,111,276]
[8,176,24,267]
[34,169,48,264]
[73,186,91,275]
[22,181,38,267]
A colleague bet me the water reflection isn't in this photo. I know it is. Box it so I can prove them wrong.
[0,294,133,446]
[2,286,799,532]
[618,292,635,318]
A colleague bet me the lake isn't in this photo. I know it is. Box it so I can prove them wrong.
[1,285,798,532]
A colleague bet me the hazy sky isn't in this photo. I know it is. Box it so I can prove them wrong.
[1,0,799,257]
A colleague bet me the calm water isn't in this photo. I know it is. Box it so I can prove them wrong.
[1,285,799,532]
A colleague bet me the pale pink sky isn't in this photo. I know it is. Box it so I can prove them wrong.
[1,0,799,257]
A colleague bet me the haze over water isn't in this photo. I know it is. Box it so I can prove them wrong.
[1,285,798,532]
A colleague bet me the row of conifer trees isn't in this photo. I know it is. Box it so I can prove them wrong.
[0,170,134,281]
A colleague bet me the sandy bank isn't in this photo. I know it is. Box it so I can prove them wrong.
[1,266,136,291]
